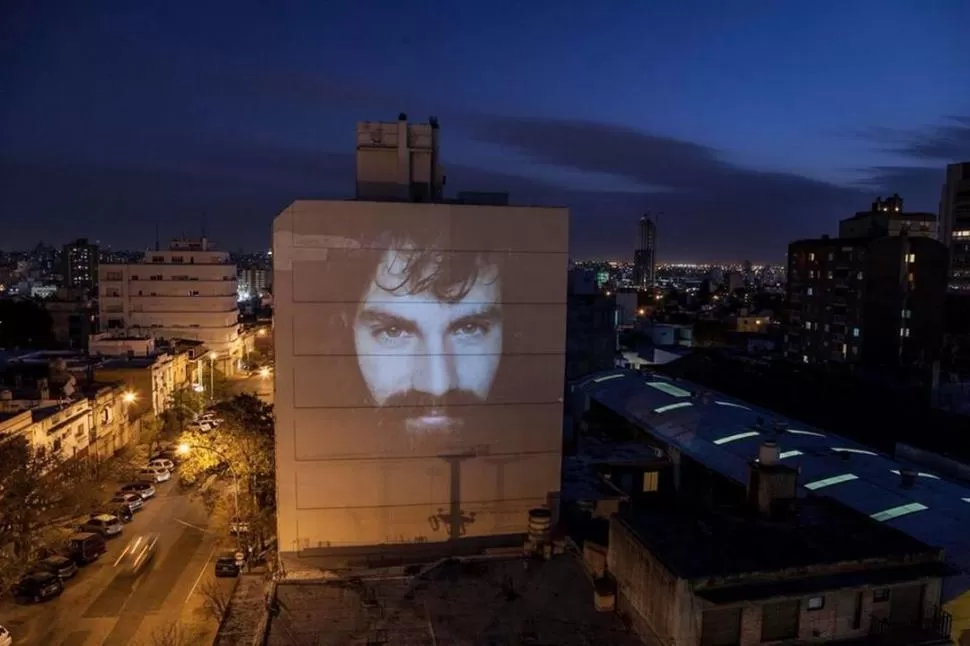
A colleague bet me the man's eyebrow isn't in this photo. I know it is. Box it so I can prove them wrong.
[356,308,414,327]
[451,305,502,322]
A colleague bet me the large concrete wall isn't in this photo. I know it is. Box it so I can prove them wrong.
[273,200,568,558]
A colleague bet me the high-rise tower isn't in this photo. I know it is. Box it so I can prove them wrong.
[939,162,970,291]
[634,213,657,290]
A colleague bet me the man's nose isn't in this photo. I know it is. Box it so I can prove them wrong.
[415,344,457,397]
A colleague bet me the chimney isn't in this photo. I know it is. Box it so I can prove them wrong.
[397,113,410,191]
[748,442,798,518]
[899,469,918,489]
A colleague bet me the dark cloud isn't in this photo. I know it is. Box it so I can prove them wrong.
[455,115,870,259]
[861,116,970,161]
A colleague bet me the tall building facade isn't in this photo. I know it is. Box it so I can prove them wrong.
[786,235,948,370]
[98,238,242,371]
[939,162,970,291]
[273,118,567,565]
[634,214,657,290]
[62,238,99,292]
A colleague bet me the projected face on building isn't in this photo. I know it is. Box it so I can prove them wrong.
[353,242,503,439]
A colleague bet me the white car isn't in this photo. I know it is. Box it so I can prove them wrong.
[0,624,11,646]
[147,458,175,471]
[185,421,213,433]
[137,467,171,483]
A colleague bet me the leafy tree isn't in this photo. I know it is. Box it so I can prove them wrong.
[0,436,86,590]
[0,299,56,348]
[178,394,275,521]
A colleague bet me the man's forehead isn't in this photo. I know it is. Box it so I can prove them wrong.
[370,248,500,294]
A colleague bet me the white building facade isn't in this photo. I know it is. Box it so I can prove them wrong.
[98,238,243,372]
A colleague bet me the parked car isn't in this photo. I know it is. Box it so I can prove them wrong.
[185,421,213,433]
[31,555,78,580]
[103,504,134,523]
[109,493,144,513]
[151,449,181,465]
[137,467,171,483]
[68,532,107,564]
[118,482,156,499]
[0,624,11,646]
[79,514,123,538]
[214,553,241,578]
[115,534,159,576]
[147,458,175,471]
[12,571,63,603]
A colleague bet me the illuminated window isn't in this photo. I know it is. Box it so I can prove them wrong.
[804,473,858,490]
[713,430,760,445]
[809,253,815,261]
[802,355,809,364]
[808,596,825,611]
[807,287,814,296]
[642,471,659,492]
[714,401,751,410]
[832,447,878,456]
[787,428,825,437]
[827,253,834,261]
[805,321,812,330]
[905,253,916,263]
[779,450,803,459]
[899,327,910,338]
[870,502,928,522]
[826,270,833,279]
[857,271,863,280]
[853,327,860,337]
[646,381,692,397]
[890,469,939,480]
[901,309,911,319]
[653,402,693,414]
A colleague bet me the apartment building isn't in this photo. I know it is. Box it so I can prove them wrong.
[786,235,948,370]
[98,237,243,374]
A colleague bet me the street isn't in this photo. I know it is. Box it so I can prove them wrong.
[226,372,274,405]
[0,476,235,646]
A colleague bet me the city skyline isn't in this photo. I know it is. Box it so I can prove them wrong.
[2,1,970,259]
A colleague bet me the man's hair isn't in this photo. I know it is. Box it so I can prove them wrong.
[369,230,496,303]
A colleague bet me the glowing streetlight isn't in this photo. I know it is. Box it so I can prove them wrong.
[122,391,136,404]
[259,367,271,379]
[207,352,218,402]
[257,328,267,337]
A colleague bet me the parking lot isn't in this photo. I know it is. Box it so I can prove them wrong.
[0,456,238,646]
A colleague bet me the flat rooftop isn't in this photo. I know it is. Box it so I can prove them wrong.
[619,495,941,582]
[266,557,642,646]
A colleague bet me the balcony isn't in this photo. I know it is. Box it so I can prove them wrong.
[858,606,952,645]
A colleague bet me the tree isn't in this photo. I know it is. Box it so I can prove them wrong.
[0,299,56,348]
[179,394,275,527]
[0,436,85,590]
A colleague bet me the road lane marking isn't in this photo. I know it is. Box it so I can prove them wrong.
[175,518,207,532]
[185,544,220,604]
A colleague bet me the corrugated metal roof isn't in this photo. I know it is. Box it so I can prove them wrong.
[573,369,970,602]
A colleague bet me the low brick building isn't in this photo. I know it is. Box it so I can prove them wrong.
[608,445,954,645]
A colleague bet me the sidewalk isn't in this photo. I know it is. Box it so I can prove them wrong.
[213,574,275,646]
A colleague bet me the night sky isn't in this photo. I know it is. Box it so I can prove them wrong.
[2,1,969,261]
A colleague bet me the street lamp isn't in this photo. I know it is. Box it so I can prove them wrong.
[177,442,239,523]
[259,367,271,379]
[122,391,136,404]
[208,352,218,402]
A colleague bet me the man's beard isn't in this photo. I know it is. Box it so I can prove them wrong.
[376,390,486,452]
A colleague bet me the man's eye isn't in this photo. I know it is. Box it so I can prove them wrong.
[454,322,488,336]
[375,326,408,339]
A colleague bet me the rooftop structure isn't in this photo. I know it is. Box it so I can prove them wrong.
[570,369,970,606]
[839,194,937,240]
[265,557,642,646]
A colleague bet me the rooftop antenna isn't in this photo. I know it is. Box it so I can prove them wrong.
[154,223,160,251]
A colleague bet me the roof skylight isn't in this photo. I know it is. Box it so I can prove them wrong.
[870,502,928,522]
[787,429,825,437]
[646,381,692,398]
[653,402,693,414]
[831,447,878,456]
[804,473,859,490]
[713,430,760,445]
[890,470,940,480]
[715,401,751,410]
[593,373,624,384]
